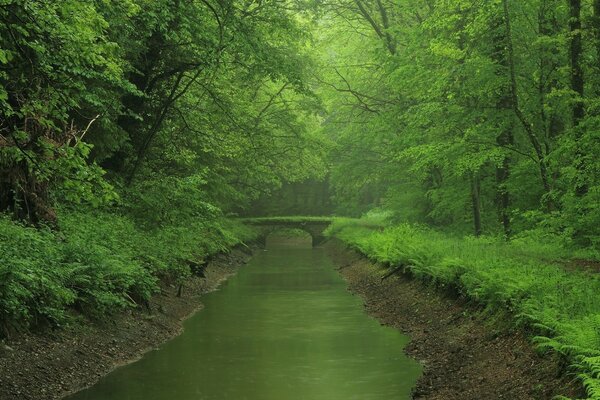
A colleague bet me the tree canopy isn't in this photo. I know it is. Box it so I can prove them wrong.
[0,0,326,224]
[3,0,600,247]
[317,0,600,247]
[3,1,600,397]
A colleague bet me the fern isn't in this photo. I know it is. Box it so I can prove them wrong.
[328,218,600,399]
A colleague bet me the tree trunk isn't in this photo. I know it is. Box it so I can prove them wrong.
[470,173,482,237]
[594,0,600,81]
[353,0,396,55]
[495,141,512,238]
[568,0,588,197]
[502,0,553,207]
[492,4,514,236]
[569,0,584,125]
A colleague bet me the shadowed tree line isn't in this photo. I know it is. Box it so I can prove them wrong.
[0,0,326,225]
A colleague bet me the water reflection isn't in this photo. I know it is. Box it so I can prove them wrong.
[67,236,421,400]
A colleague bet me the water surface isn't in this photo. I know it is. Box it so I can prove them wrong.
[68,237,421,400]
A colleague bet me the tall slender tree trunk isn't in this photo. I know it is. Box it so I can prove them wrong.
[502,0,553,209]
[594,0,600,76]
[569,0,588,196]
[569,0,584,125]
[492,5,515,236]
[538,1,564,199]
[495,141,512,238]
[470,173,482,237]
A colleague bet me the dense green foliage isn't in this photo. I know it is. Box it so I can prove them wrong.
[0,0,325,221]
[247,180,334,216]
[0,0,324,334]
[327,217,600,398]
[313,4,600,395]
[312,2,600,397]
[0,211,256,334]
[2,0,600,397]
[317,0,600,246]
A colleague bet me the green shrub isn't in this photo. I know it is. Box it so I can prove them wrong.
[0,209,259,336]
[0,217,74,332]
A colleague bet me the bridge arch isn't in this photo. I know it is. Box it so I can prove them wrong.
[242,217,333,247]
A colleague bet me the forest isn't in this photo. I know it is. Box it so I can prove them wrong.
[1,0,600,398]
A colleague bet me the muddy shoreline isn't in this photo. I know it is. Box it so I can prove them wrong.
[0,240,586,400]
[0,246,255,400]
[324,239,584,399]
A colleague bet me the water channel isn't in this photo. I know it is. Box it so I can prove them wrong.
[67,235,421,400]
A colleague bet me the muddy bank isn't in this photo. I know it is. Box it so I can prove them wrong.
[325,239,584,399]
[0,246,255,400]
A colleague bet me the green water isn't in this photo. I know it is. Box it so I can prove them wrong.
[67,239,421,400]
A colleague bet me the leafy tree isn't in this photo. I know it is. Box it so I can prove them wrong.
[0,0,131,223]
[317,0,600,246]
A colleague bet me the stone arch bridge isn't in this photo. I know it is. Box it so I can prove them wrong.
[242,217,334,246]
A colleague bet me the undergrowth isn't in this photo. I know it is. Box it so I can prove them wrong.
[0,210,258,337]
[326,219,600,399]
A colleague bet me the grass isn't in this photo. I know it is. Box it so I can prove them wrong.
[326,218,600,399]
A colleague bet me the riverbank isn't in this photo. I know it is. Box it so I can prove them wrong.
[325,239,584,399]
[1,230,586,399]
[0,246,254,400]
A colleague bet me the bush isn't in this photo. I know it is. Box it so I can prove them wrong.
[0,209,259,336]
[0,217,74,333]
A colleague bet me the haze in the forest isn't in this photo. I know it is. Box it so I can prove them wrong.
[1,0,600,399]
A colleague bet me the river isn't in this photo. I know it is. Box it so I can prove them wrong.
[67,235,421,400]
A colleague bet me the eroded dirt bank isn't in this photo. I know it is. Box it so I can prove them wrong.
[0,247,254,400]
[324,239,584,400]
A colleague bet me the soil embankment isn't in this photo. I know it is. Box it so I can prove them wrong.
[1,240,585,400]
[325,239,584,399]
[0,247,254,400]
